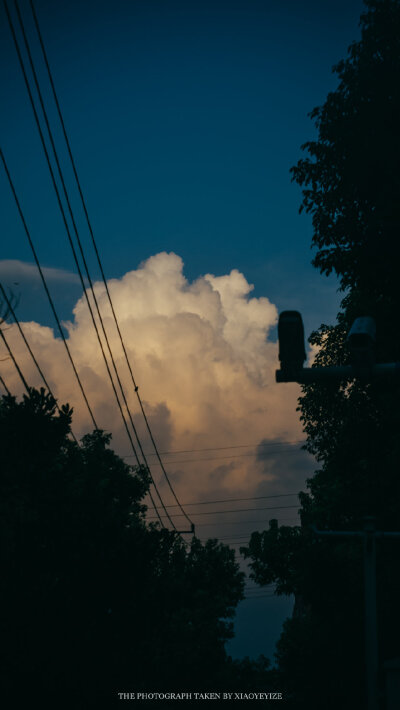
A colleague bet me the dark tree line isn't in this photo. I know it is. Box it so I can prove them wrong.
[0,388,272,709]
[243,1,400,708]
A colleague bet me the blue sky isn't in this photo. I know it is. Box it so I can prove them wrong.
[1,0,365,662]
[1,0,364,335]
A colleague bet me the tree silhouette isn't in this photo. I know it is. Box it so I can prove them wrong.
[243,2,400,707]
[0,388,247,709]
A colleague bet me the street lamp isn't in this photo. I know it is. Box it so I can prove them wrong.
[275,311,400,383]
[275,309,400,710]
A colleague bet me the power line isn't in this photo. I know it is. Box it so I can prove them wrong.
[203,535,258,542]
[0,281,79,444]
[195,521,301,541]
[12,2,135,447]
[194,520,301,545]
[9,4,137,453]
[7,1,171,530]
[242,594,277,600]
[192,515,300,528]
[146,504,299,521]
[145,491,300,510]
[197,533,280,543]
[0,148,98,430]
[196,536,296,547]
[147,504,299,519]
[123,446,307,466]
[0,373,11,395]
[128,440,306,457]
[0,282,54,395]
[0,325,30,393]
[28,0,193,530]
[14,0,191,531]
[224,538,291,547]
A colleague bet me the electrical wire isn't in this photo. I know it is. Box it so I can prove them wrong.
[5,0,300,535]
[7,1,170,529]
[146,504,299,520]
[197,535,270,543]
[12,0,189,530]
[193,516,300,528]
[195,536,296,549]
[9,5,134,445]
[135,440,306,456]
[242,594,277,600]
[0,148,98,430]
[124,446,307,466]
[12,2,137,450]
[145,491,300,511]
[147,506,300,525]
[0,373,11,395]
[0,281,79,444]
[28,0,193,530]
[0,325,30,393]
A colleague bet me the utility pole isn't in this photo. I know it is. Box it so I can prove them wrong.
[364,517,379,710]
[312,518,400,710]
[275,310,400,710]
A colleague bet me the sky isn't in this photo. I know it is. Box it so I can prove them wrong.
[1,0,365,661]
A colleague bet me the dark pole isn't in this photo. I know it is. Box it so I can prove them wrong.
[364,517,379,710]
[276,310,400,710]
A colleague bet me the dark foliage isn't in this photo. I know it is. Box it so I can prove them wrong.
[0,388,249,709]
[243,2,400,707]
[291,0,400,298]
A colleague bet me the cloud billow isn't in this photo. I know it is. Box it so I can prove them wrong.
[1,252,309,516]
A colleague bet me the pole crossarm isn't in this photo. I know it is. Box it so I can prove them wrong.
[176,524,196,535]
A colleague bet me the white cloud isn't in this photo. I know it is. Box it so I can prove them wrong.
[0,259,82,285]
[0,253,309,528]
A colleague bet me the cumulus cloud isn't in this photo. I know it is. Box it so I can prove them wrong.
[0,252,311,535]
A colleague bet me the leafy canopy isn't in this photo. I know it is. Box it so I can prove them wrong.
[243,2,400,707]
[0,388,251,708]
